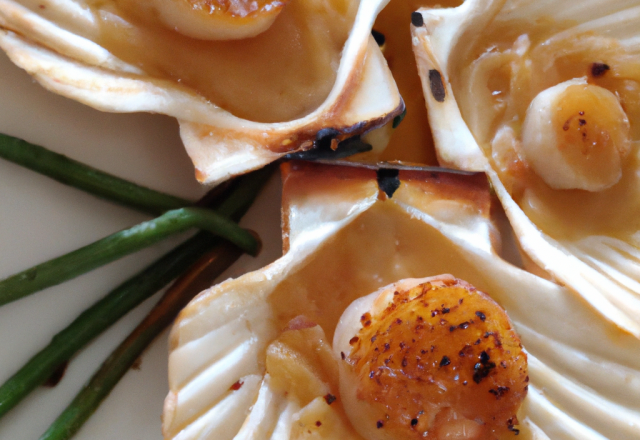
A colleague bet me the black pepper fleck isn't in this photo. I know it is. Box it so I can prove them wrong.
[475,311,486,321]
[440,356,451,367]
[377,420,384,429]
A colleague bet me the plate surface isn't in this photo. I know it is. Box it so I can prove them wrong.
[0,50,283,439]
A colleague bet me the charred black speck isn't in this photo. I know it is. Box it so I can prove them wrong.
[473,358,497,384]
[410,418,419,427]
[377,420,384,429]
[377,168,401,198]
[591,62,610,78]
[488,386,510,400]
[475,311,486,321]
[371,29,386,46]
[324,394,337,405]
[411,11,424,27]
[508,424,520,435]
[429,70,446,102]
[439,356,451,367]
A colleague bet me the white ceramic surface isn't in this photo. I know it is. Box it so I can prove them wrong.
[0,50,283,439]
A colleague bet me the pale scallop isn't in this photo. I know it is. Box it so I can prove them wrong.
[0,0,403,185]
[412,0,640,337]
[163,161,640,440]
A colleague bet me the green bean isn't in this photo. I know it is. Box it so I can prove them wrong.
[0,208,257,306]
[0,165,273,420]
[0,133,191,215]
[39,242,243,440]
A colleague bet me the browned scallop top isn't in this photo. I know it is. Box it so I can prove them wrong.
[347,278,528,439]
[183,0,285,16]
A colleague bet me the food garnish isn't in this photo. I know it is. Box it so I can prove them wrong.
[0,136,272,430]
[40,241,244,440]
[0,133,191,216]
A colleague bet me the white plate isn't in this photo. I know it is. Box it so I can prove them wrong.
[0,50,283,439]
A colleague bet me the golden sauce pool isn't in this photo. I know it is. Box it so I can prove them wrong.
[267,202,490,342]
[451,20,640,240]
[365,0,463,165]
[33,0,357,123]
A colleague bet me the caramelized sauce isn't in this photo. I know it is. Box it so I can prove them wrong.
[54,0,357,122]
[452,21,640,240]
[267,202,488,341]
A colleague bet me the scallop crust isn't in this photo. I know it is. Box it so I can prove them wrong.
[163,161,640,440]
[0,0,403,185]
[411,0,640,337]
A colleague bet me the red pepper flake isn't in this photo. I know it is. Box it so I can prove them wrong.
[341,351,346,360]
[316,421,322,427]
[324,394,337,405]
[230,380,244,391]
[349,336,359,345]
